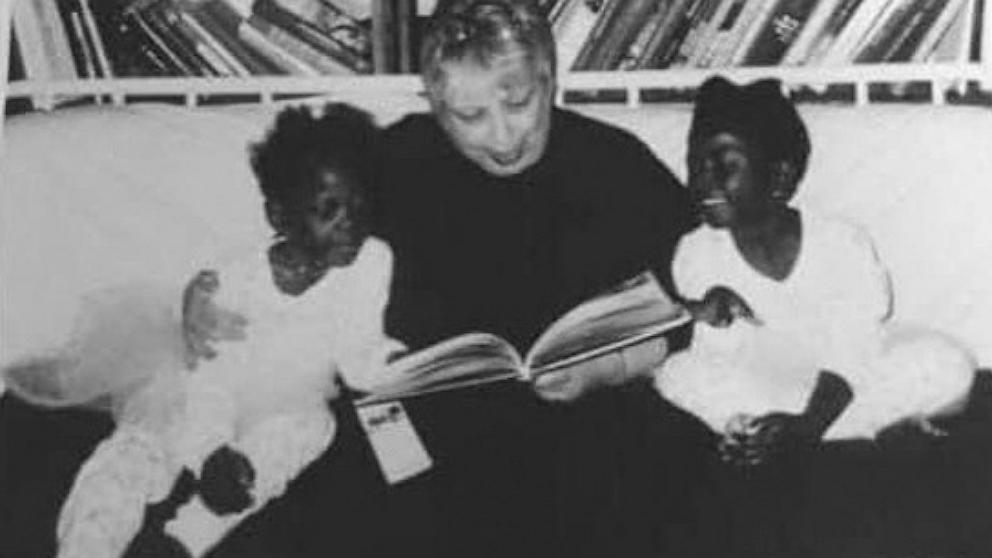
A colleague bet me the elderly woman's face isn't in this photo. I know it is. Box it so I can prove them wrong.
[435,49,553,177]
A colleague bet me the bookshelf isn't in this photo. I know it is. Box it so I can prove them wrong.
[3,0,992,121]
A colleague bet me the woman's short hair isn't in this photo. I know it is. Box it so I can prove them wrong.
[420,0,556,96]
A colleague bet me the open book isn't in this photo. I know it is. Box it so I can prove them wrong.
[356,272,691,406]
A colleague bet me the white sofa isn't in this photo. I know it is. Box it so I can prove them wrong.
[2,93,990,384]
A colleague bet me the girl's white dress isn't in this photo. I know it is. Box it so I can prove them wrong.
[655,213,974,440]
[51,236,402,558]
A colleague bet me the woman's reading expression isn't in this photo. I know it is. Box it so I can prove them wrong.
[688,132,774,230]
[435,49,553,177]
[299,168,369,268]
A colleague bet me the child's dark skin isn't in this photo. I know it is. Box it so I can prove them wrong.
[686,129,853,466]
[183,164,371,514]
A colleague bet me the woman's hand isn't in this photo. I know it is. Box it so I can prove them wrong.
[688,286,762,328]
[181,270,248,370]
[532,338,668,402]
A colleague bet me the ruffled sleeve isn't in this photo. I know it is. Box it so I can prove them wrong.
[334,238,407,392]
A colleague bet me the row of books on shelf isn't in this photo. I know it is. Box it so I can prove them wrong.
[6,0,988,89]
[9,0,375,82]
[551,0,984,71]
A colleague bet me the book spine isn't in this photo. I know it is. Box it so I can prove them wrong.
[852,0,923,63]
[698,0,743,67]
[571,0,626,70]
[887,0,952,61]
[616,1,672,70]
[128,9,193,75]
[147,0,228,75]
[802,0,863,65]
[692,0,744,67]
[725,0,781,65]
[69,11,97,78]
[780,0,842,65]
[818,0,893,65]
[247,15,351,74]
[553,0,601,70]
[237,18,320,75]
[139,2,214,76]
[274,0,373,62]
[683,0,733,67]
[655,0,710,68]
[913,0,969,61]
[587,0,663,70]
[79,0,113,78]
[193,0,284,75]
[742,0,822,66]
[673,0,724,67]
[635,0,695,68]
[255,0,371,73]
[52,0,86,78]
[178,10,249,75]
[708,0,768,67]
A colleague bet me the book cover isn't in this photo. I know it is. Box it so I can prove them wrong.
[356,272,691,406]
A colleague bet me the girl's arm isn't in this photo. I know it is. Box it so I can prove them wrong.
[802,370,854,436]
[722,370,853,466]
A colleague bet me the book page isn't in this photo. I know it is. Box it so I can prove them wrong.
[355,333,523,406]
[525,272,690,375]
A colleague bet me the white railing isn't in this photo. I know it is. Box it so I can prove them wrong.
[4,61,991,111]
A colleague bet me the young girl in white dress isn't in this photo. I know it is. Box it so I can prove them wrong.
[654,77,975,465]
[46,103,403,558]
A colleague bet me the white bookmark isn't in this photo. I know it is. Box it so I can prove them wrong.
[357,401,433,484]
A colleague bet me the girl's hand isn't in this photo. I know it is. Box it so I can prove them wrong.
[689,286,762,328]
[719,412,819,466]
[181,270,248,370]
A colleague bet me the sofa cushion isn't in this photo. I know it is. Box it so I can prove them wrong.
[2,95,989,373]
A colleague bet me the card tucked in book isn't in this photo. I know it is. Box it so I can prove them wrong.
[356,272,691,406]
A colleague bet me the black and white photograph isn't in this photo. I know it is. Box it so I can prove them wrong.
[2,0,992,556]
